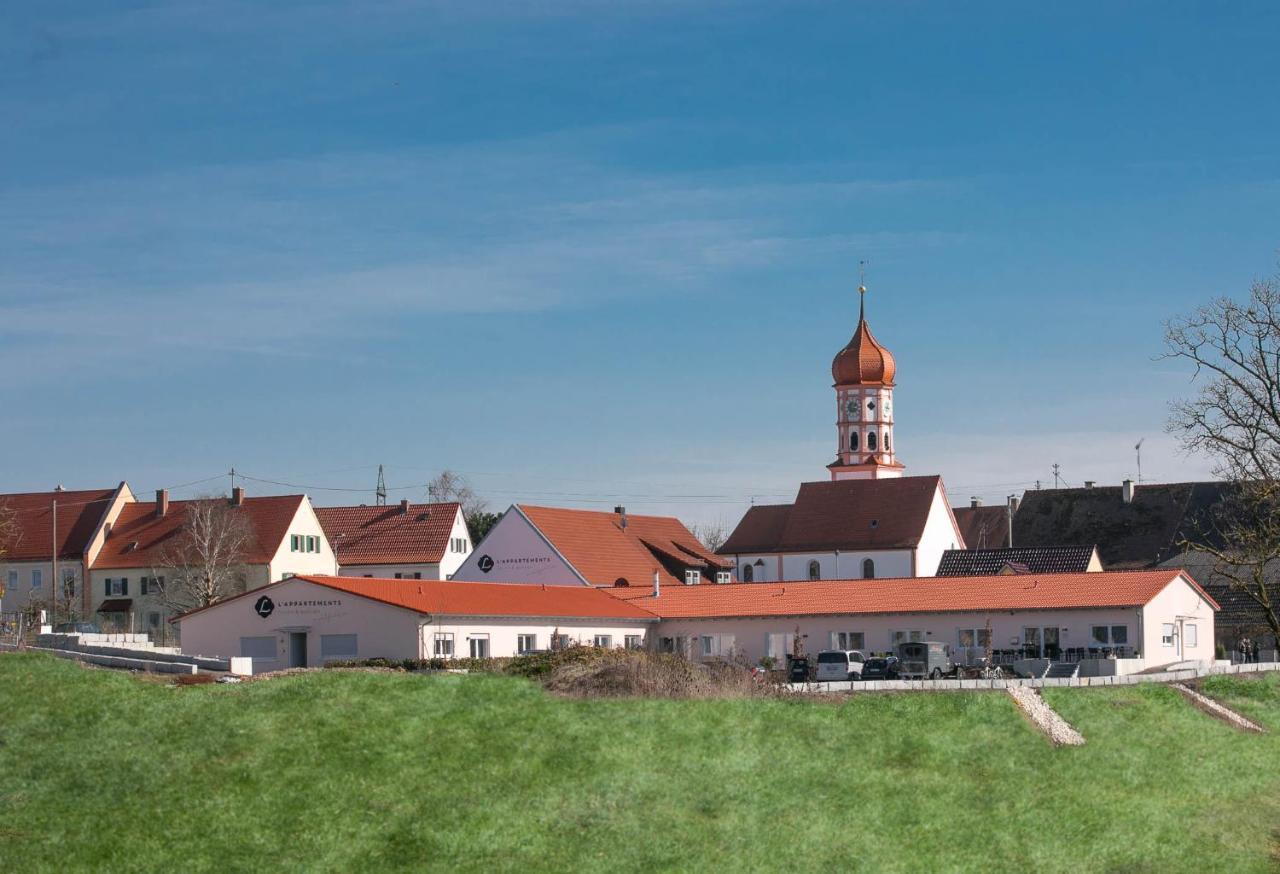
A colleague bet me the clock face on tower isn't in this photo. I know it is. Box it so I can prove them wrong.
[845,401,858,415]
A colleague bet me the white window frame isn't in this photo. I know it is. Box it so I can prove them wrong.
[890,630,923,647]
[715,571,731,584]
[956,628,991,649]
[685,569,701,586]
[468,634,490,659]
[107,578,125,597]
[1161,624,1175,647]
[624,634,643,650]
[31,569,42,589]
[593,634,612,648]
[517,633,537,654]
[1186,623,1198,647]
[831,631,865,651]
[434,632,455,658]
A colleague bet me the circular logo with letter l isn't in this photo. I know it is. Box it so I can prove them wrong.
[253,595,275,618]
[477,555,495,574]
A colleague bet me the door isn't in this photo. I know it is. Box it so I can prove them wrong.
[1043,627,1060,660]
[289,632,308,668]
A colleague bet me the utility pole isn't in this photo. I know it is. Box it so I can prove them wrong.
[1052,464,1061,489]
[376,465,387,506]
[229,466,237,494]
[1135,438,1145,484]
[51,498,58,626]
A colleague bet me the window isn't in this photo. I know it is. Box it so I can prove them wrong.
[659,636,676,654]
[741,564,754,583]
[808,560,821,581]
[1161,624,1175,647]
[552,634,571,651]
[518,634,537,654]
[1186,624,1198,647]
[290,535,300,552]
[701,635,715,657]
[594,635,612,648]
[867,432,877,452]
[624,635,643,650]
[7,571,15,591]
[957,628,991,649]
[148,612,161,627]
[62,577,75,599]
[1091,625,1129,646]
[31,569,42,589]
[832,631,865,651]
[766,633,795,662]
[240,636,277,659]
[862,558,875,579]
[469,635,490,658]
[884,433,890,451]
[434,633,455,657]
[105,578,127,597]
[850,432,859,451]
[321,634,358,660]
[140,577,149,595]
[715,571,731,584]
[891,630,923,646]
[684,569,701,586]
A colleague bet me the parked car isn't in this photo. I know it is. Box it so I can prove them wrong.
[859,656,900,681]
[896,641,954,679]
[52,622,100,634]
[815,649,866,681]
[786,655,813,683]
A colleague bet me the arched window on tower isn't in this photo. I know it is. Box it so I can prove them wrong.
[808,560,821,581]
[849,432,859,452]
[862,558,875,579]
[867,432,878,452]
[741,564,754,583]
[884,432,891,451]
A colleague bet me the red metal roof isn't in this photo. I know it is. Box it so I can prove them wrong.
[176,574,659,622]
[0,487,118,561]
[832,306,896,386]
[607,569,1219,618]
[315,502,460,567]
[720,476,943,555]
[518,505,730,587]
[94,495,306,568]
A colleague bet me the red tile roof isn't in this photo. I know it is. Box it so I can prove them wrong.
[719,476,944,555]
[518,505,730,588]
[607,569,1218,618]
[315,502,460,567]
[0,487,119,561]
[832,303,896,386]
[176,574,658,622]
[94,495,306,569]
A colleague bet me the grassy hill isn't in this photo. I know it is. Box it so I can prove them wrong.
[1,654,1278,872]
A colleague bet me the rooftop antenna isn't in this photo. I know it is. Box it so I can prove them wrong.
[1134,438,1145,484]
[376,464,387,506]
[229,466,236,493]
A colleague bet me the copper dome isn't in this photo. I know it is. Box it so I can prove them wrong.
[831,291,896,386]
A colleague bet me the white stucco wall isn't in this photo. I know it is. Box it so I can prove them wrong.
[438,508,474,579]
[176,577,424,667]
[422,618,653,658]
[914,486,964,578]
[267,498,337,582]
[338,562,443,580]
[451,507,586,585]
[1,560,83,613]
[1140,574,1217,667]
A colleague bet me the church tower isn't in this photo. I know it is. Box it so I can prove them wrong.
[827,280,905,481]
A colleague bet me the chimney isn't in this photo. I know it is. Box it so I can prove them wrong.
[652,569,660,599]
[155,489,169,518]
[1122,479,1135,504]
[231,486,245,507]
[400,498,410,514]
[1084,481,1095,489]
[1008,494,1020,515]
[970,497,982,508]
[615,506,628,529]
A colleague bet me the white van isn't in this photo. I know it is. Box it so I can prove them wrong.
[815,649,866,681]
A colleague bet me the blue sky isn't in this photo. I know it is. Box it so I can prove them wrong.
[2,1,1278,527]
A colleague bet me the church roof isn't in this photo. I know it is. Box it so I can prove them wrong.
[718,476,943,555]
[936,545,1100,576]
[831,288,896,386]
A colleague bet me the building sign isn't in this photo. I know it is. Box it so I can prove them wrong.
[254,595,274,618]
[253,593,343,619]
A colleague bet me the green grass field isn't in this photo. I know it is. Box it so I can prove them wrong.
[2,653,1278,872]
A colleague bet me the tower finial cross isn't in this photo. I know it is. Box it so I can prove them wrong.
[858,259,868,321]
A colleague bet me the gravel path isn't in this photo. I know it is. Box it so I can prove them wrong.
[1008,685,1085,746]
[1173,683,1265,733]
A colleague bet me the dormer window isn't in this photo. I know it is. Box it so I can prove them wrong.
[715,571,731,584]
[685,569,701,586]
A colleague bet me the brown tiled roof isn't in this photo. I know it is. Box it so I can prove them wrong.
[607,569,1218,618]
[315,502,460,567]
[719,476,943,555]
[936,545,1098,576]
[94,495,305,568]
[0,487,118,561]
[832,305,896,387]
[951,506,1010,550]
[176,575,658,623]
[518,505,730,588]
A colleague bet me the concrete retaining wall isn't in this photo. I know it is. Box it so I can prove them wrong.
[792,661,1280,693]
[1,642,198,675]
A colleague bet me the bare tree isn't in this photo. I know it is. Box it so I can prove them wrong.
[690,520,728,553]
[152,497,255,614]
[0,501,17,563]
[427,470,488,519]
[1164,271,1280,641]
